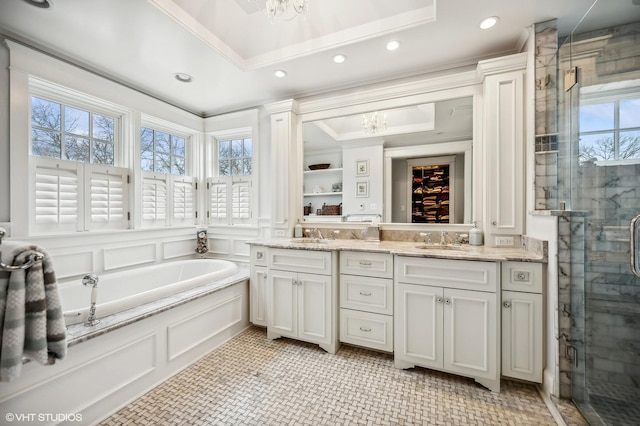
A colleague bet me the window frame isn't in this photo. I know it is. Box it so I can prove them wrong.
[30,78,127,167]
[138,115,198,229]
[206,128,257,226]
[579,86,640,165]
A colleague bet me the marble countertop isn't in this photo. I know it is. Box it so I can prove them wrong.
[251,238,547,263]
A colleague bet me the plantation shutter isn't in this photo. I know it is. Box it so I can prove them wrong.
[141,172,168,227]
[86,164,129,231]
[231,179,251,223]
[172,176,196,225]
[31,157,82,233]
[208,179,228,223]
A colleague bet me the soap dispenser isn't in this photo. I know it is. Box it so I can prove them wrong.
[294,219,303,238]
[469,221,484,246]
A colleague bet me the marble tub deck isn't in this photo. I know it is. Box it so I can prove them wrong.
[64,265,250,346]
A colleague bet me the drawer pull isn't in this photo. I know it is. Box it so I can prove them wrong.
[359,291,372,296]
[359,326,372,332]
[359,260,372,267]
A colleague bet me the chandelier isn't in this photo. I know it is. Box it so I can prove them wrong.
[362,112,387,134]
[262,0,309,21]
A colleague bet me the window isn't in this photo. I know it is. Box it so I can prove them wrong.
[31,97,116,165]
[140,127,186,175]
[208,137,254,225]
[579,98,640,163]
[140,126,195,228]
[29,95,128,234]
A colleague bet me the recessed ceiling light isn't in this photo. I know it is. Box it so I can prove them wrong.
[274,70,287,78]
[386,40,400,51]
[23,0,53,8]
[174,73,193,83]
[479,16,499,30]
[333,54,346,64]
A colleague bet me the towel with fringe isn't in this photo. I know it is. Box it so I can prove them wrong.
[0,242,67,382]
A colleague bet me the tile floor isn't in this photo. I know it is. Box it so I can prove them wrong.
[101,327,563,425]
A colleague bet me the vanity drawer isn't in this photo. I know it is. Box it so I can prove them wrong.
[340,251,393,278]
[395,256,497,292]
[501,262,543,293]
[340,274,393,315]
[339,309,393,352]
[268,248,333,275]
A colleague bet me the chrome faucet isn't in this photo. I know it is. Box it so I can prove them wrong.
[440,231,450,245]
[82,274,100,326]
[305,228,324,240]
[419,232,432,244]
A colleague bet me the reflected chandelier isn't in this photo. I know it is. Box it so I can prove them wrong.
[362,112,387,134]
[261,0,309,21]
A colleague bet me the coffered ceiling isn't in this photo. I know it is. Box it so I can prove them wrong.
[0,0,638,116]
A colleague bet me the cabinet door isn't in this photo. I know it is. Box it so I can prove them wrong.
[484,70,524,235]
[443,288,498,381]
[267,270,297,339]
[502,291,543,382]
[250,266,267,326]
[394,283,443,369]
[298,272,332,345]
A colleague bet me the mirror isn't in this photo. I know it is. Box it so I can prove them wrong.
[302,97,473,224]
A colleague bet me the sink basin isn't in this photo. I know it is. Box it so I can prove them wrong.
[290,238,328,244]
[414,244,468,251]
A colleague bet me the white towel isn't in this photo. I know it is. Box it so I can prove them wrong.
[0,241,67,382]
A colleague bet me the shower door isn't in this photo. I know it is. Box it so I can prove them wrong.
[560,16,640,426]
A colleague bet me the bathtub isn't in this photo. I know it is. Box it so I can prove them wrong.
[60,259,239,326]
[1,258,249,425]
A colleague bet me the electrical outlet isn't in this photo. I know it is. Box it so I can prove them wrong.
[495,236,514,246]
[274,229,285,237]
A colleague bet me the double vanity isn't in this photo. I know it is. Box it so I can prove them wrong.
[249,238,546,392]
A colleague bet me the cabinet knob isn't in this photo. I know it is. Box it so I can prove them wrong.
[503,301,511,308]
[359,291,372,296]
[437,297,443,303]
[492,221,497,226]
[359,326,372,332]
[444,298,451,305]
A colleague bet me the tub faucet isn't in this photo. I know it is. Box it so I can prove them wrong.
[82,274,100,326]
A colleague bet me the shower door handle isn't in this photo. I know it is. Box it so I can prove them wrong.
[631,215,640,278]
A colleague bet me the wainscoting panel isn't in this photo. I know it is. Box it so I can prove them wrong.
[167,295,242,361]
[0,333,157,418]
[163,238,196,260]
[103,243,156,271]
[51,250,94,280]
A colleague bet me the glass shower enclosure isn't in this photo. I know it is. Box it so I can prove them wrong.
[557,2,640,424]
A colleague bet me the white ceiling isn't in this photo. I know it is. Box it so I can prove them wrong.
[0,0,638,117]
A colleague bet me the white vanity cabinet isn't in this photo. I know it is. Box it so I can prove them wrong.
[501,261,544,383]
[266,248,339,354]
[249,246,268,327]
[394,256,500,392]
[339,251,394,352]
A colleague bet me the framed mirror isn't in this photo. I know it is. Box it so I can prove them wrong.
[302,96,473,225]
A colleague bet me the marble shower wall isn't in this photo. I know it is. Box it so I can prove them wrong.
[534,20,559,211]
